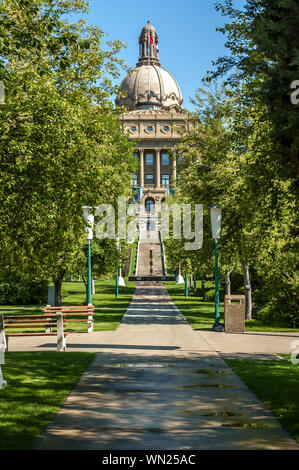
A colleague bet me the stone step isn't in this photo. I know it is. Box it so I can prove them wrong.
[136,232,165,277]
[128,276,175,281]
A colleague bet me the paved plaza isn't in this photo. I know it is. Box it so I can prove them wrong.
[11,281,295,450]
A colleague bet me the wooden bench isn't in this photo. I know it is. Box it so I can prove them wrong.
[42,305,94,333]
[0,314,68,352]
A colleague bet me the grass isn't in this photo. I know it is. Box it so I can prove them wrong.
[225,355,299,443]
[1,278,136,332]
[128,242,138,277]
[165,281,299,332]
[0,351,96,450]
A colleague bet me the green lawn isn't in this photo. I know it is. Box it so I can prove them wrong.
[0,351,96,450]
[128,242,138,277]
[225,355,299,443]
[166,281,299,332]
[1,279,136,332]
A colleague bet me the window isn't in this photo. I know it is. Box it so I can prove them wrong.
[145,153,154,165]
[131,174,138,186]
[162,174,170,186]
[138,105,161,110]
[178,155,183,164]
[145,174,154,184]
[130,126,137,133]
[147,125,153,133]
[145,198,155,213]
[161,153,169,166]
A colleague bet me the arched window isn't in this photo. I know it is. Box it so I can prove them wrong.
[145,198,155,213]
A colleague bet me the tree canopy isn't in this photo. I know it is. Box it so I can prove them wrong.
[166,0,298,326]
[0,0,137,304]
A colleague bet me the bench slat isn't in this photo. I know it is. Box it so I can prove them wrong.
[4,315,55,320]
[43,307,94,310]
[4,324,62,331]
[5,319,57,324]
[5,332,68,337]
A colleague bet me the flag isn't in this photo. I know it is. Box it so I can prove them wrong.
[149,34,159,53]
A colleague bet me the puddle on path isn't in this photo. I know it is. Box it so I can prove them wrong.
[221,422,278,428]
[113,388,156,393]
[111,364,174,368]
[180,410,243,417]
[177,384,239,389]
[191,369,232,376]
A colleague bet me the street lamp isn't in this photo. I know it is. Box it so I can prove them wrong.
[209,206,224,332]
[0,319,7,389]
[0,83,7,388]
[176,264,184,284]
[116,237,125,289]
[184,271,189,298]
[82,206,94,306]
[118,268,125,287]
[0,366,6,390]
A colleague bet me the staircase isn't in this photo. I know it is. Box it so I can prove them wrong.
[129,210,174,281]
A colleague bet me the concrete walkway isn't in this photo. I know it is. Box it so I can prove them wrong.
[31,282,299,450]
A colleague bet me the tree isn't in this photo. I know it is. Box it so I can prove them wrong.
[173,82,295,320]
[209,0,299,184]
[205,0,299,325]
[0,0,137,305]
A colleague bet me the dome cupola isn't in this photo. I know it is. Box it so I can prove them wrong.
[116,21,183,112]
[137,20,160,67]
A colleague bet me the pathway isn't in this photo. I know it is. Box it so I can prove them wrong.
[136,212,165,278]
[33,282,299,450]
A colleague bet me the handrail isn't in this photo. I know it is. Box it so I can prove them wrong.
[159,230,167,276]
[135,237,140,277]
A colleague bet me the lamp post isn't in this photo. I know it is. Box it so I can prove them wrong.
[0,317,6,389]
[185,272,189,298]
[116,237,125,290]
[82,206,94,306]
[0,343,6,390]
[115,267,119,298]
[176,264,184,284]
[0,366,6,390]
[0,84,7,388]
[209,206,224,332]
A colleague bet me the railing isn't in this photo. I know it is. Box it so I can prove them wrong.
[135,237,141,277]
[159,230,167,277]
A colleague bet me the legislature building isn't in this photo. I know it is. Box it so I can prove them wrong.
[116,21,192,212]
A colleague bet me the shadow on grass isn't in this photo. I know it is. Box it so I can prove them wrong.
[0,352,96,450]
[225,357,299,443]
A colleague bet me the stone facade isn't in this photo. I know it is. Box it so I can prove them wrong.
[117,21,191,210]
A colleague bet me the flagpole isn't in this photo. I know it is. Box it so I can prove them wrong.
[148,36,150,103]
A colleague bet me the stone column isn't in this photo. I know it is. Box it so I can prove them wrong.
[56,313,66,351]
[156,149,161,188]
[172,154,177,184]
[139,149,144,187]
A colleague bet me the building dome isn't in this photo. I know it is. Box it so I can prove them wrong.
[116,21,183,112]
[116,64,183,111]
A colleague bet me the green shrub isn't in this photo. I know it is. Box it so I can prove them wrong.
[256,298,299,328]
[204,286,225,302]
[0,280,48,305]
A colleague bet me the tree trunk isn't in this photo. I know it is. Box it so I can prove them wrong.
[225,268,234,296]
[240,259,252,320]
[202,273,206,301]
[54,276,63,307]
[79,271,87,287]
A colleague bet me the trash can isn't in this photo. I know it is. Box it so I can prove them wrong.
[47,286,55,307]
[224,295,245,333]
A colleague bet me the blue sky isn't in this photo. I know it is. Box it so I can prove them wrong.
[81,0,246,111]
